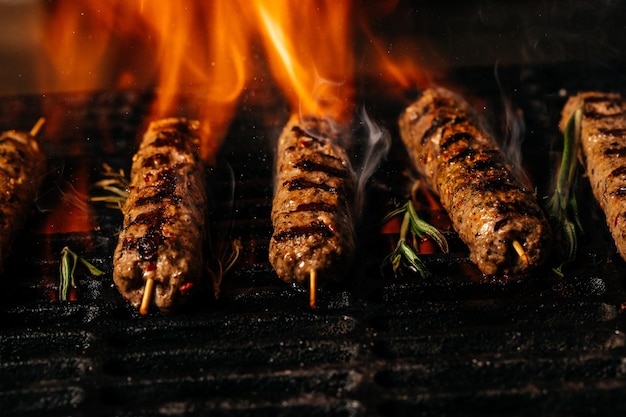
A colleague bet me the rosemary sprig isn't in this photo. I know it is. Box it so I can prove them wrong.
[90,163,129,209]
[59,246,105,301]
[382,200,448,278]
[546,107,583,276]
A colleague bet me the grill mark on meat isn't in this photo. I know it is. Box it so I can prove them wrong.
[293,159,348,178]
[295,202,336,212]
[399,87,551,275]
[421,115,453,144]
[440,131,473,151]
[284,177,338,193]
[609,166,626,178]
[447,147,474,163]
[599,128,626,136]
[604,147,626,157]
[134,167,183,206]
[272,220,335,241]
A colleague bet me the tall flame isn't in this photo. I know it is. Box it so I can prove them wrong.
[42,0,252,159]
[252,0,355,122]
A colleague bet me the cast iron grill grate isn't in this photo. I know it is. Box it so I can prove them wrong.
[1,63,626,416]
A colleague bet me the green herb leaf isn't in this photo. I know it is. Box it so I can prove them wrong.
[382,200,447,278]
[546,107,583,274]
[406,201,449,253]
[398,241,431,278]
[59,246,105,301]
[90,164,129,209]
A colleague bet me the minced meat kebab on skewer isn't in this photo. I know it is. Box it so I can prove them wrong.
[560,91,626,262]
[269,115,356,307]
[0,118,47,274]
[398,88,551,275]
[113,118,208,314]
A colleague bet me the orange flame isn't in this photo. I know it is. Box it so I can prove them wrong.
[134,0,251,158]
[252,0,355,122]
[41,0,252,159]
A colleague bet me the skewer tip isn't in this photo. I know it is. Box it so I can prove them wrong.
[309,269,317,310]
[29,117,46,137]
[512,240,529,266]
[139,275,155,315]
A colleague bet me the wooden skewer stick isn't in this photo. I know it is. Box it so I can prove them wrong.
[512,240,529,266]
[139,271,156,315]
[29,117,46,137]
[309,269,317,310]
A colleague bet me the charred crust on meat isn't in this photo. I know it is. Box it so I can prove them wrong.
[284,177,338,193]
[272,220,335,242]
[293,160,348,178]
[609,166,626,178]
[135,167,184,206]
[603,147,626,157]
[420,115,453,143]
[150,127,192,150]
[447,147,474,163]
[599,128,626,137]
[583,97,625,118]
[295,202,336,212]
[439,131,473,151]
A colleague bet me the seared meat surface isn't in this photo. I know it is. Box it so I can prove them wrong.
[0,128,46,273]
[399,88,551,275]
[269,115,356,285]
[561,91,626,261]
[113,118,208,312]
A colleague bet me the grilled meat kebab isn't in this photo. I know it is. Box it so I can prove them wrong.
[560,91,626,261]
[269,115,356,286]
[0,121,46,274]
[113,118,208,313]
[399,88,551,275]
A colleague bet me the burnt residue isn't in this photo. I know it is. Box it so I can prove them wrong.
[135,167,183,206]
[291,125,326,144]
[609,166,626,178]
[599,128,626,136]
[284,177,338,193]
[296,202,337,212]
[439,131,473,151]
[293,160,348,179]
[603,147,626,157]
[272,220,334,241]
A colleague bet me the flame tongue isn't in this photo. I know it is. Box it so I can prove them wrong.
[253,0,355,122]
[44,1,356,128]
